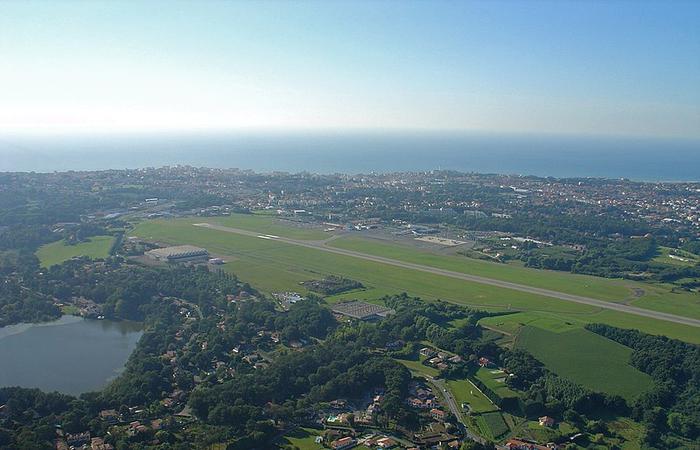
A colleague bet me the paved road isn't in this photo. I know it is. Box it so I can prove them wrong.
[193,223,700,328]
[428,377,487,445]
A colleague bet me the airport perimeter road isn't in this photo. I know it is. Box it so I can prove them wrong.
[193,223,700,328]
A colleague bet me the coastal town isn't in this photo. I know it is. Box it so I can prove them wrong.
[1,167,699,450]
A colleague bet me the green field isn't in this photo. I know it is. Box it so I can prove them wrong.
[479,311,587,336]
[446,379,498,414]
[210,213,330,241]
[328,236,700,321]
[476,412,510,439]
[653,246,700,267]
[330,236,635,302]
[515,327,653,400]
[128,218,700,343]
[36,235,114,267]
[276,427,325,449]
[396,357,440,378]
[474,367,519,400]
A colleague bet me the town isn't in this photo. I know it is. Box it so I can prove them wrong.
[0,168,699,450]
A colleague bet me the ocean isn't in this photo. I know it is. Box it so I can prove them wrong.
[0,131,698,181]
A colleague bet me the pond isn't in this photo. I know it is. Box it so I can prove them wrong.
[0,315,143,395]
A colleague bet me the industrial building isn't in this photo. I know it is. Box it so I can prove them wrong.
[331,301,394,321]
[145,245,209,263]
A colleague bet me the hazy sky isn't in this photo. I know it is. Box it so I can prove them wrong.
[1,0,698,138]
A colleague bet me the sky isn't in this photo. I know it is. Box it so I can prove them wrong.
[0,0,698,138]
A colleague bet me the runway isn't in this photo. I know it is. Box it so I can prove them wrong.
[193,223,700,328]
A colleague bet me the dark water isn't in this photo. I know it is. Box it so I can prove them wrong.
[0,131,699,181]
[0,315,142,395]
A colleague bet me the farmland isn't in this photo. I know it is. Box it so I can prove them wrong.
[475,412,510,439]
[515,326,654,400]
[36,235,115,268]
[129,217,700,343]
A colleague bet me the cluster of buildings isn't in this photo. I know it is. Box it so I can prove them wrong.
[324,391,385,429]
[54,431,98,450]
[406,381,440,411]
[329,434,401,450]
[273,291,305,309]
[419,347,463,372]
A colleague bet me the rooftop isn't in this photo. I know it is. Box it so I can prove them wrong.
[146,245,208,260]
[331,301,394,320]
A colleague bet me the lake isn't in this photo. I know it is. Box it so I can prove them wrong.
[0,315,143,395]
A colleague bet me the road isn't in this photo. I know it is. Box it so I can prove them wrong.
[428,376,487,444]
[192,223,700,328]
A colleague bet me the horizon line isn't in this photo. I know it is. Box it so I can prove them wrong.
[1,126,699,142]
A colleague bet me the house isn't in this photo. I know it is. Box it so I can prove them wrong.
[437,351,450,360]
[416,388,432,400]
[377,437,397,448]
[330,436,356,450]
[91,437,114,450]
[330,399,347,409]
[428,357,442,366]
[66,431,90,447]
[478,357,493,367]
[437,362,449,371]
[505,438,550,450]
[539,416,555,427]
[355,413,373,426]
[448,355,463,364]
[420,347,437,358]
[407,398,424,408]
[430,408,447,421]
[98,409,119,424]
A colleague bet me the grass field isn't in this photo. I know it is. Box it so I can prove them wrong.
[653,246,700,267]
[479,311,587,336]
[446,379,498,414]
[276,428,325,449]
[515,327,653,400]
[329,236,635,302]
[128,218,700,343]
[395,357,440,378]
[328,236,700,321]
[210,213,330,241]
[476,412,510,439]
[474,367,519,400]
[36,235,114,267]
